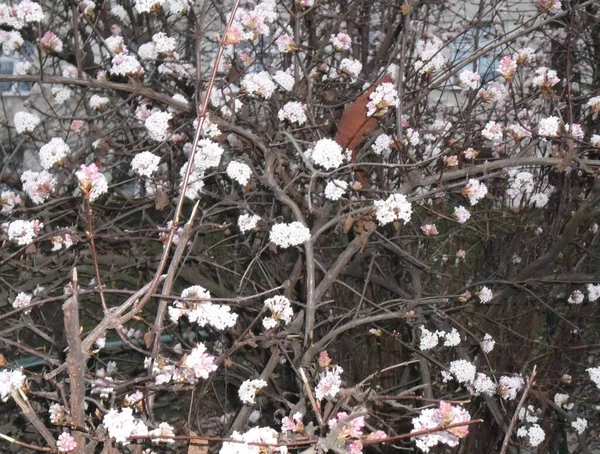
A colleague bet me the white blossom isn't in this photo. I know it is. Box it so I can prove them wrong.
[315,366,343,400]
[586,283,600,302]
[226,161,252,186]
[308,138,344,170]
[278,101,307,125]
[239,379,268,405]
[0,369,26,402]
[39,138,69,169]
[269,221,310,249]
[568,290,584,305]
[324,180,348,201]
[131,151,161,177]
[242,71,276,99]
[238,214,261,233]
[571,417,587,434]
[480,334,495,353]
[273,70,294,91]
[374,194,412,225]
[145,111,172,141]
[14,111,40,133]
[372,134,392,155]
[478,287,493,304]
[448,359,476,384]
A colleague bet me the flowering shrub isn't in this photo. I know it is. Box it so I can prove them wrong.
[0,0,599,453]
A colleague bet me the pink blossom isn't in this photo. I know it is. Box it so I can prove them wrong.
[497,56,517,82]
[318,350,331,368]
[275,33,298,53]
[56,432,77,452]
[75,163,108,202]
[366,83,399,117]
[182,343,218,380]
[40,31,63,53]
[70,120,84,133]
[330,33,351,51]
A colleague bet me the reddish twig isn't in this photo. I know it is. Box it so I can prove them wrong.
[499,366,537,454]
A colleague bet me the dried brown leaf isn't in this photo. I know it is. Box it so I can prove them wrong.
[153,190,170,211]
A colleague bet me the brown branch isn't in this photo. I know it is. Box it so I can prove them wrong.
[62,268,87,453]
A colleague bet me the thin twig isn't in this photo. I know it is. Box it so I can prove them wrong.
[499,366,537,454]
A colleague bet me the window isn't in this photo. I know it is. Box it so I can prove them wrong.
[0,46,34,96]
[452,24,497,84]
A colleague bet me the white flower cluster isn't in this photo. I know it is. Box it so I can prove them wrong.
[21,170,55,204]
[152,32,175,54]
[506,170,535,198]
[330,32,351,51]
[278,101,307,125]
[226,161,252,186]
[150,422,176,445]
[51,86,73,105]
[0,191,20,213]
[39,137,69,169]
[270,222,310,248]
[568,290,584,305]
[110,53,143,77]
[586,283,600,302]
[138,41,157,60]
[239,379,267,405]
[7,219,43,245]
[471,373,496,396]
[419,326,461,350]
[478,81,508,103]
[12,292,32,314]
[411,402,471,452]
[0,369,26,402]
[145,110,172,141]
[105,35,126,54]
[462,179,488,205]
[538,116,561,137]
[168,285,238,330]
[273,70,295,91]
[131,151,160,177]
[532,66,560,90]
[0,1,44,29]
[498,375,524,400]
[14,111,40,133]
[242,71,276,99]
[372,134,392,155]
[103,407,149,444]
[366,82,399,117]
[324,180,348,201]
[458,69,480,90]
[89,94,110,111]
[414,36,446,73]
[517,424,545,448]
[262,295,293,330]
[554,393,573,410]
[571,417,587,434]
[480,333,495,353]
[478,286,493,303]
[238,213,261,233]
[220,427,280,454]
[587,366,600,388]
[448,359,476,384]
[374,193,412,225]
[308,138,344,170]
[339,58,362,81]
[315,365,343,400]
[482,121,503,142]
[193,138,225,171]
[453,206,471,224]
